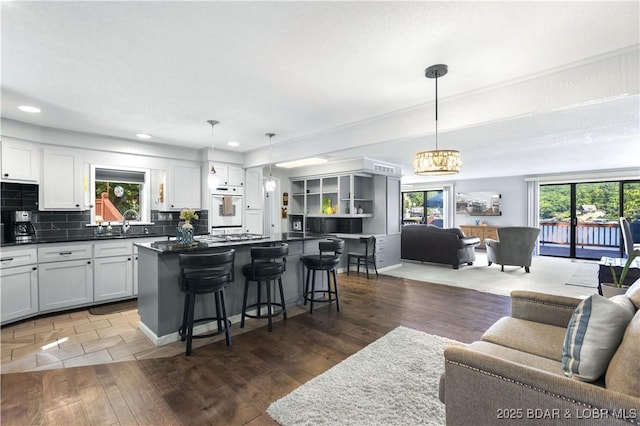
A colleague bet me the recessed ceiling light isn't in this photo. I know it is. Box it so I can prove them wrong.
[275,158,328,168]
[136,133,152,139]
[227,141,239,147]
[18,105,41,113]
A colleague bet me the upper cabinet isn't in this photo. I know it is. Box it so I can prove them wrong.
[167,162,201,210]
[40,147,87,210]
[244,168,263,210]
[1,139,40,183]
[211,162,244,187]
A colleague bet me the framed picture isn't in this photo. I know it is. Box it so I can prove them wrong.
[456,192,502,216]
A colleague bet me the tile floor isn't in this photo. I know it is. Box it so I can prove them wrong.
[1,303,305,375]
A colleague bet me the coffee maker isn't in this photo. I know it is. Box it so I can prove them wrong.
[10,210,36,242]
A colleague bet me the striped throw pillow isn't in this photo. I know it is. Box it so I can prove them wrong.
[562,294,635,382]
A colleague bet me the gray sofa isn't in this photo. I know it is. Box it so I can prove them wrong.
[401,224,480,269]
[439,289,640,425]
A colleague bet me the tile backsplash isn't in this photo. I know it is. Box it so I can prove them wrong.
[1,183,38,210]
[2,182,209,241]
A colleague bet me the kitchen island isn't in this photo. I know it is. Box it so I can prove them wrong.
[135,234,323,345]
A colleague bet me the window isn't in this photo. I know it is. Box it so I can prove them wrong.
[402,189,444,227]
[91,165,150,224]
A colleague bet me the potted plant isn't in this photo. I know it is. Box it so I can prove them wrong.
[602,249,639,297]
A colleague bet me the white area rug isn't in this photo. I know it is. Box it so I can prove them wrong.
[382,252,598,299]
[267,327,460,426]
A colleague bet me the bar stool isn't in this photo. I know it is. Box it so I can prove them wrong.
[241,244,289,332]
[301,239,344,313]
[347,236,378,278]
[178,249,235,356]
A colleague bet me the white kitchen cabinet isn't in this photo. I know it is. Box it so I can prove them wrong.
[1,139,40,183]
[228,165,244,187]
[40,147,85,210]
[244,168,263,234]
[210,163,245,187]
[38,243,93,312]
[93,241,133,302]
[244,209,263,235]
[1,247,38,324]
[244,168,263,210]
[167,162,201,210]
[94,255,133,302]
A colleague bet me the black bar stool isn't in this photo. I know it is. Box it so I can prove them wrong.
[301,239,344,313]
[241,243,289,332]
[347,236,378,278]
[178,249,235,356]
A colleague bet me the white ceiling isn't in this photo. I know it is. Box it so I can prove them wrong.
[1,1,639,181]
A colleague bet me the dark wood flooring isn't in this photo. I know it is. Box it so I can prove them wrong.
[1,273,510,425]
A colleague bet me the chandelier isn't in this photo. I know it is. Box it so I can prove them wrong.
[206,120,220,189]
[413,64,461,175]
[265,132,276,192]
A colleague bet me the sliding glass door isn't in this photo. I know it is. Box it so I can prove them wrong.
[539,180,638,259]
[402,190,444,227]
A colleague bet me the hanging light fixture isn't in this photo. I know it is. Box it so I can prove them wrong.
[207,119,220,189]
[264,132,276,192]
[413,64,461,175]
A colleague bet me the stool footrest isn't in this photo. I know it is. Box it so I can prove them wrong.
[243,302,286,320]
[179,316,231,340]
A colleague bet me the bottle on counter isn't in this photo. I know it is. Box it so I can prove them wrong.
[106,222,112,236]
[96,222,104,236]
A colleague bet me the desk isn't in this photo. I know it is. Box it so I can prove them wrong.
[598,257,640,295]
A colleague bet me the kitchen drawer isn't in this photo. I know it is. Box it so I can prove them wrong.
[94,241,133,258]
[0,248,37,269]
[38,243,92,263]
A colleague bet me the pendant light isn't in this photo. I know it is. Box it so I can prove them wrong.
[413,64,461,175]
[264,132,276,192]
[207,119,220,189]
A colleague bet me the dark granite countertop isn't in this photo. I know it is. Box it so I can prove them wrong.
[136,233,321,254]
[0,233,180,247]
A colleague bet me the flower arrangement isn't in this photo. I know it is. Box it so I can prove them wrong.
[179,208,198,229]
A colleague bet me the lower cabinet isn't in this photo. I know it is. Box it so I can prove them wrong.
[1,264,38,324]
[93,241,134,302]
[38,258,93,312]
[94,255,133,302]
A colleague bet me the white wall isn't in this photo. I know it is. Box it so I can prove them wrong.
[454,176,528,227]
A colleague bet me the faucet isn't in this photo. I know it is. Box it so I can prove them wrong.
[122,220,131,234]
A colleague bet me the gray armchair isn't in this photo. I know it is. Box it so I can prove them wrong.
[485,226,540,273]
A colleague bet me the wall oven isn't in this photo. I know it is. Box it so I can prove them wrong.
[209,187,243,231]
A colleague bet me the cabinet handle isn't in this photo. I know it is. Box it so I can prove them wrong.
[128,257,132,261]
[87,261,91,264]
[59,251,73,256]
[1,257,14,261]
[32,266,37,271]
[3,173,8,177]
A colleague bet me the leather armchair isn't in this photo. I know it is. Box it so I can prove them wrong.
[620,217,640,258]
[485,226,540,273]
